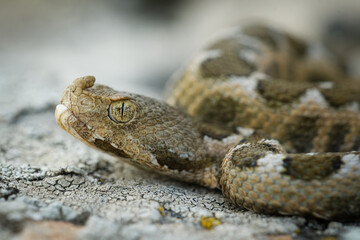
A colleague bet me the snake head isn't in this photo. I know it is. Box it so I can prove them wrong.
[55,76,208,175]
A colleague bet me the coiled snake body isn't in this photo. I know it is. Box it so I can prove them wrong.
[55,25,360,221]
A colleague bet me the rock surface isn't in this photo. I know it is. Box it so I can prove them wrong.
[1,1,360,239]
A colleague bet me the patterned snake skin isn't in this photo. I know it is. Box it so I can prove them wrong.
[55,24,360,221]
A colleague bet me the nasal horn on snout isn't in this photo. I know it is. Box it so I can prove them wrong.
[72,76,96,90]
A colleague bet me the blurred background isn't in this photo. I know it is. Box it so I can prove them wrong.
[0,0,359,120]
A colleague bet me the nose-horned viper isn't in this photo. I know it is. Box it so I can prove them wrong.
[55,24,360,221]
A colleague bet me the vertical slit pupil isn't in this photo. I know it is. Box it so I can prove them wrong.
[121,102,125,118]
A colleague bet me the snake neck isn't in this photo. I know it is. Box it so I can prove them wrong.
[200,134,243,188]
[135,119,242,189]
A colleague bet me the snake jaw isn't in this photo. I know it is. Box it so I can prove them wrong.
[55,103,95,148]
[54,104,77,135]
[55,76,92,134]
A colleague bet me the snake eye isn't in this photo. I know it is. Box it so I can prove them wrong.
[108,100,136,123]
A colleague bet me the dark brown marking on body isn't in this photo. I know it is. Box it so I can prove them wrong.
[197,96,239,126]
[201,39,256,78]
[141,134,211,172]
[282,154,343,180]
[231,141,282,169]
[154,151,194,171]
[151,148,209,172]
[197,122,236,140]
[326,123,351,152]
[229,146,262,169]
[285,116,319,153]
[320,82,360,107]
[257,80,310,104]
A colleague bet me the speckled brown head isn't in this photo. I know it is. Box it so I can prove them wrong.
[55,76,224,186]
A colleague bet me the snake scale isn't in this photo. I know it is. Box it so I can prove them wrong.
[55,24,360,221]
